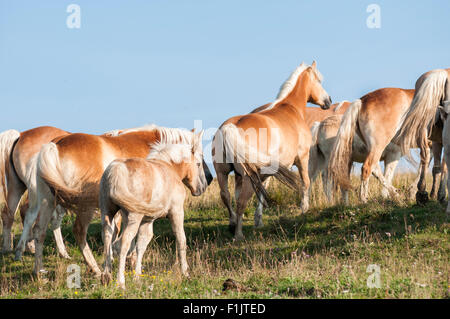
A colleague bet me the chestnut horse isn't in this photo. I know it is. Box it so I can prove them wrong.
[394,68,450,206]
[11,127,131,261]
[251,101,350,225]
[0,126,70,256]
[32,125,212,276]
[212,61,332,240]
[328,88,417,202]
[310,110,424,204]
[100,132,207,288]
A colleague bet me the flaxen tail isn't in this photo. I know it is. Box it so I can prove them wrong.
[328,99,362,190]
[219,123,300,201]
[0,129,20,203]
[395,69,448,153]
[37,143,84,203]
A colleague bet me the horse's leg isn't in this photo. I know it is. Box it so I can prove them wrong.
[381,151,400,199]
[117,211,143,289]
[234,175,254,241]
[100,202,120,285]
[360,156,374,203]
[134,218,154,277]
[443,120,450,215]
[15,194,40,260]
[430,142,443,200]
[1,166,26,252]
[416,136,431,205]
[371,163,400,199]
[295,148,311,213]
[50,205,70,259]
[438,157,447,203]
[215,163,236,233]
[72,210,101,277]
[112,210,126,258]
[360,146,385,202]
[339,161,353,204]
[18,199,35,254]
[169,204,189,277]
[254,177,270,228]
[32,193,55,275]
[322,169,333,203]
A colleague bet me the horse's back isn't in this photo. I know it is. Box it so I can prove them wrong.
[13,126,70,181]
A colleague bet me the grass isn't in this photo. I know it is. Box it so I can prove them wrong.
[0,173,448,299]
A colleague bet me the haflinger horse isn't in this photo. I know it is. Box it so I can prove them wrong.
[252,101,350,223]
[212,61,332,240]
[394,68,450,209]
[10,126,132,261]
[328,88,419,202]
[309,108,427,204]
[0,126,71,257]
[100,131,207,288]
[32,125,213,277]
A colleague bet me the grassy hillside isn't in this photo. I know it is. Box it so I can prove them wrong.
[0,173,448,299]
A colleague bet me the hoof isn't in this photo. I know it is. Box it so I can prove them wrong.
[101,272,112,286]
[416,190,429,206]
[59,253,71,260]
[127,253,137,270]
[233,234,245,242]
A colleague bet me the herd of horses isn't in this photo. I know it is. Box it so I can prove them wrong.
[0,61,448,288]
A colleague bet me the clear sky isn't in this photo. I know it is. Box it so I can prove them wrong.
[0,0,449,169]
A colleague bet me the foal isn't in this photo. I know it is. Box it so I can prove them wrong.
[100,132,208,289]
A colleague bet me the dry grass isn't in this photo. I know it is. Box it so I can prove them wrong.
[0,172,448,299]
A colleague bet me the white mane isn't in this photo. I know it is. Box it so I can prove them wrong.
[147,143,192,164]
[267,62,324,110]
[147,136,202,164]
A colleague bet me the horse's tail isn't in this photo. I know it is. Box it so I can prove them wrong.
[308,121,324,181]
[100,161,163,215]
[310,121,321,146]
[219,123,300,201]
[0,129,20,204]
[395,69,448,154]
[328,99,362,190]
[37,143,83,202]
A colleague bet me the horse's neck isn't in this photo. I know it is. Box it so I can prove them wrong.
[161,160,187,182]
[274,74,309,114]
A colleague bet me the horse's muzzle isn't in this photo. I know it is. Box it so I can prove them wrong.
[322,96,332,109]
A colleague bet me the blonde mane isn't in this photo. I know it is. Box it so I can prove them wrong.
[146,143,192,164]
[267,62,323,110]
[147,127,202,164]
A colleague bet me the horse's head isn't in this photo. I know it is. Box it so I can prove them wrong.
[183,131,210,196]
[305,61,332,109]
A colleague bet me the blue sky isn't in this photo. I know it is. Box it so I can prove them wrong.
[0,0,449,168]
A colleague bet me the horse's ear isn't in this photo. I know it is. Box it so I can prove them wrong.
[311,60,317,69]
[190,128,196,132]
